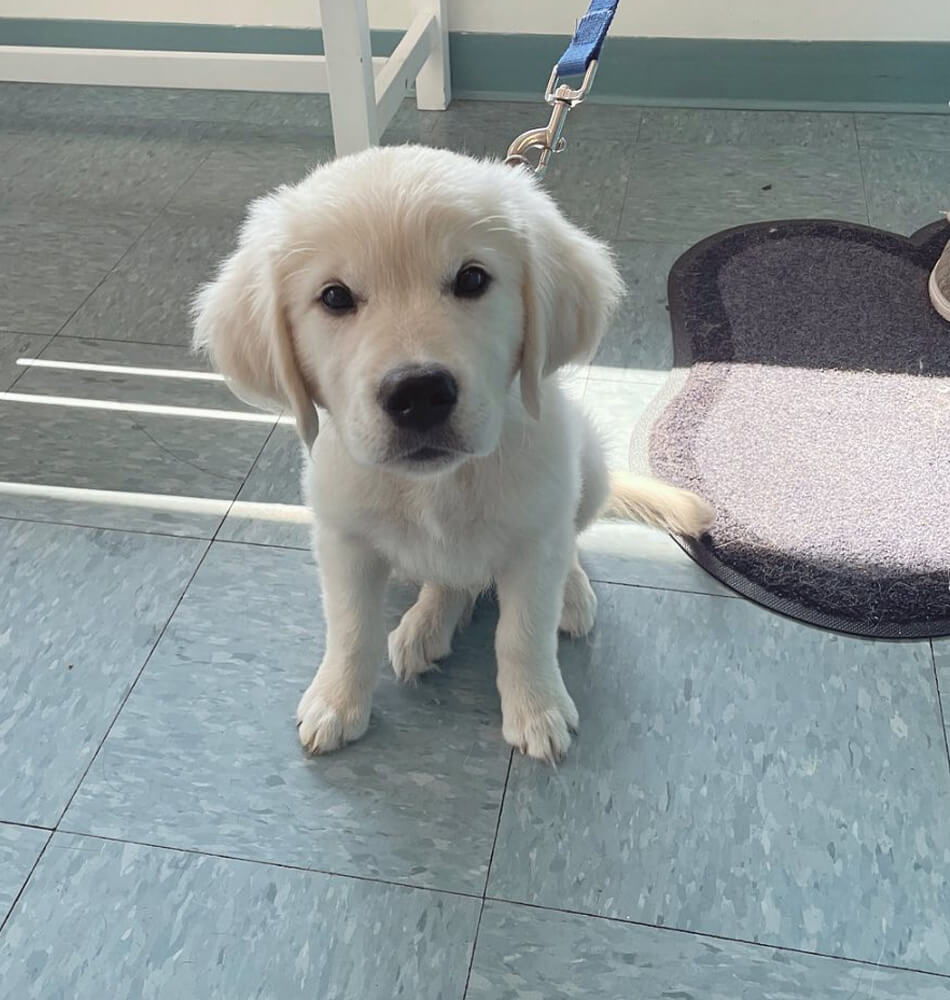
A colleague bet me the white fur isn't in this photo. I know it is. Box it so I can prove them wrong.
[194,145,713,763]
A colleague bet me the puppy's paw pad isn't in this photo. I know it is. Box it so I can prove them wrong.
[296,686,370,755]
[559,569,597,638]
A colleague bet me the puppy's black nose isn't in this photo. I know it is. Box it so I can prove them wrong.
[379,365,458,432]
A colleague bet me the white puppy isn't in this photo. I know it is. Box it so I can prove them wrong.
[194,145,712,762]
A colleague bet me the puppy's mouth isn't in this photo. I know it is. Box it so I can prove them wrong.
[404,446,453,463]
[393,445,468,471]
[385,437,470,471]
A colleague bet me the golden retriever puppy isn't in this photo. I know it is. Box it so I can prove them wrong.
[194,144,712,762]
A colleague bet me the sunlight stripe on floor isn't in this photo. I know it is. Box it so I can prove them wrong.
[0,391,292,424]
[0,481,310,521]
[16,357,226,381]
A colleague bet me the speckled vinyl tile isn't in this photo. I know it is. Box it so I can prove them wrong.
[0,834,479,999]
[0,520,206,826]
[164,138,335,221]
[0,208,147,337]
[216,424,312,549]
[620,141,867,244]
[0,123,212,216]
[0,82,258,126]
[0,332,49,390]
[489,583,950,974]
[860,145,950,236]
[0,338,274,537]
[0,824,49,921]
[63,541,511,894]
[855,112,950,152]
[637,108,858,151]
[932,640,950,755]
[468,901,950,999]
[424,99,642,153]
[590,240,683,378]
[58,213,242,347]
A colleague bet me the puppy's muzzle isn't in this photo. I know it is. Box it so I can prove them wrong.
[379,364,458,433]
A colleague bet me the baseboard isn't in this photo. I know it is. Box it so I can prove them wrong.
[1,18,948,111]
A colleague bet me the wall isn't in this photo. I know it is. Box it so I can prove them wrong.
[6,0,950,42]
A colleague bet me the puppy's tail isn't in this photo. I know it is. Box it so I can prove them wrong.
[603,471,714,538]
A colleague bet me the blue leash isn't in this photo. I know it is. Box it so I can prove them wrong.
[506,0,621,175]
[557,0,620,79]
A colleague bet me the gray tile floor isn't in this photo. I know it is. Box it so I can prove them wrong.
[0,84,948,998]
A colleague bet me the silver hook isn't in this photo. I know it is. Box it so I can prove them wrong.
[504,60,598,177]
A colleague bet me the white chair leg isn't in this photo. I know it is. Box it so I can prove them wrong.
[319,0,379,156]
[413,0,451,111]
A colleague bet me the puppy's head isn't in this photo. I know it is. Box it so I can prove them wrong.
[193,145,622,475]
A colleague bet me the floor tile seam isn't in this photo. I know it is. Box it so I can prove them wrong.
[585,575,740,600]
[456,750,515,997]
[0,512,212,544]
[609,130,638,241]
[0,512,741,596]
[482,894,950,980]
[930,639,950,779]
[852,114,873,226]
[44,209,174,345]
[0,515,736,593]
[38,333,194,350]
[632,107,645,145]
[614,138,642,238]
[480,750,515,899]
[51,540,215,831]
[0,819,54,834]
[0,329,52,340]
[461,898,487,1000]
[208,420,283,545]
[632,136,867,155]
[0,828,53,939]
[582,375,670,388]
[50,827,485,903]
[47,138,219,344]
[580,374,668,390]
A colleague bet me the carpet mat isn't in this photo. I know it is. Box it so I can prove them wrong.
[636,218,950,639]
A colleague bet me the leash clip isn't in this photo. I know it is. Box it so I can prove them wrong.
[505,59,598,177]
[544,58,599,106]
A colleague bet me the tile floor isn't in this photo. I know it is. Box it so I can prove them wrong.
[0,84,948,998]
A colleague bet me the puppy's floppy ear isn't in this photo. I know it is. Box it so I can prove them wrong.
[519,193,624,418]
[192,193,320,449]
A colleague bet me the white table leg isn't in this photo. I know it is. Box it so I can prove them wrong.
[413,0,451,111]
[319,0,379,156]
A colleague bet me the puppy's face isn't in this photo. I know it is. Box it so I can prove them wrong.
[279,162,526,472]
[194,146,622,476]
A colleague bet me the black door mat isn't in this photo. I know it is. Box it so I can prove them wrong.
[635,218,950,639]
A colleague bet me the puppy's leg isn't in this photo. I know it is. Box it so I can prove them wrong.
[388,584,475,683]
[559,547,597,638]
[297,531,389,754]
[559,415,604,638]
[495,539,578,763]
[575,414,610,533]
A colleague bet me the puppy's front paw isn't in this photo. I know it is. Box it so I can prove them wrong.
[501,687,580,763]
[296,677,371,754]
[388,607,452,683]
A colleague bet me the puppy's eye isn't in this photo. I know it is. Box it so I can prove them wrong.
[454,265,491,299]
[319,284,355,313]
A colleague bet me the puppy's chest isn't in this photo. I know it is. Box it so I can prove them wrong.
[365,488,506,586]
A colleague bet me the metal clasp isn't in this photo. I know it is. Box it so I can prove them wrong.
[505,60,598,177]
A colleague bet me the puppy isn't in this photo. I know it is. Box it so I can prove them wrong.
[194,145,712,762]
